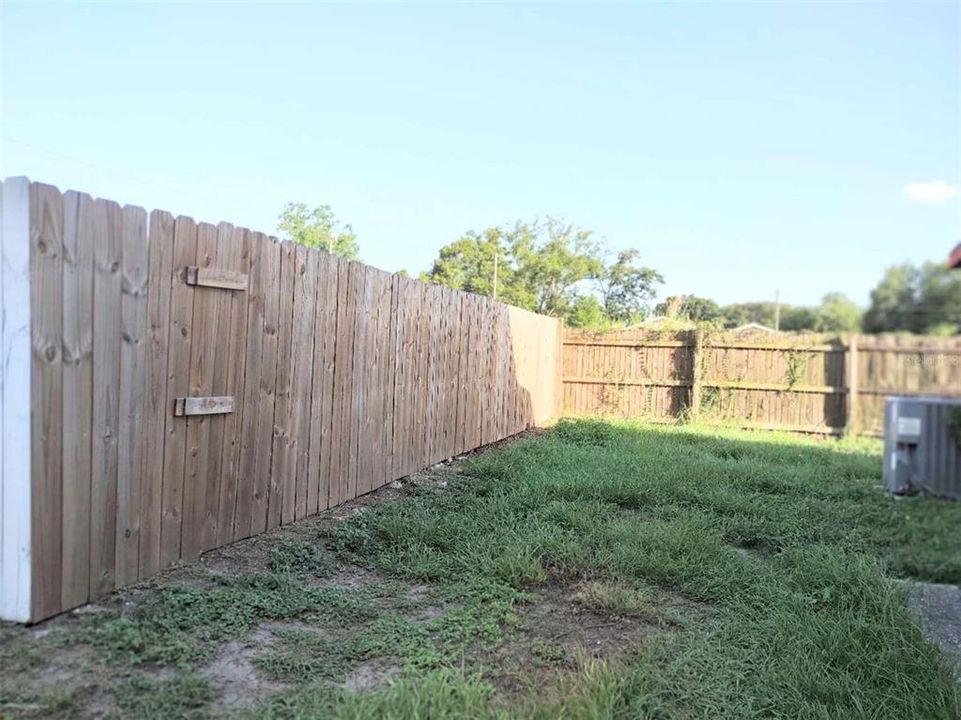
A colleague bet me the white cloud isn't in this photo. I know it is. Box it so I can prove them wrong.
[904,180,959,204]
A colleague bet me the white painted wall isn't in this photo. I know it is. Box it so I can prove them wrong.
[1,177,32,622]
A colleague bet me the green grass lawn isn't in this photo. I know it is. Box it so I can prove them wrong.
[2,420,960,718]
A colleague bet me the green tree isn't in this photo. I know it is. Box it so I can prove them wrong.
[777,306,816,332]
[277,202,359,259]
[565,296,610,329]
[423,218,660,323]
[600,250,664,323]
[655,295,722,324]
[719,302,779,329]
[814,292,862,332]
[863,262,961,334]
[510,219,603,316]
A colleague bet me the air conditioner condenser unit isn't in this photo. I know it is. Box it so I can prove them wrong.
[883,396,961,501]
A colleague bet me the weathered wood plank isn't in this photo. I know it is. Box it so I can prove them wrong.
[90,199,123,599]
[159,216,198,568]
[1,177,33,622]
[307,250,339,514]
[383,274,400,485]
[268,241,296,530]
[290,245,318,521]
[184,265,247,290]
[366,268,393,491]
[115,204,148,587]
[328,257,356,506]
[180,222,220,561]
[347,263,369,499]
[234,231,267,540]
[61,191,94,608]
[29,182,64,619]
[249,236,281,536]
[195,224,240,552]
[216,226,251,546]
[173,396,234,416]
[138,210,174,576]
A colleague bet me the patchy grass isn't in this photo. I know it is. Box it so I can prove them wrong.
[2,420,960,718]
[573,580,659,619]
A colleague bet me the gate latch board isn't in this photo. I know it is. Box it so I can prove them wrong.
[185,266,248,291]
[174,396,234,417]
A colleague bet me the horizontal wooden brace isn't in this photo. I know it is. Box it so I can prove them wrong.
[185,266,248,291]
[564,377,691,388]
[563,377,847,394]
[563,340,843,352]
[173,396,235,417]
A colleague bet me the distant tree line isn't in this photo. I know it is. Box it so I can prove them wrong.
[654,292,863,332]
[278,202,960,336]
[654,261,961,335]
[418,218,663,327]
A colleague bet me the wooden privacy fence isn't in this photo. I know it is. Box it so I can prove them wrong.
[0,178,562,623]
[564,328,961,435]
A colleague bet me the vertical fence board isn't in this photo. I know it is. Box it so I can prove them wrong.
[1,178,34,622]
[216,227,251,546]
[115,205,147,586]
[181,222,221,560]
[159,216,198,569]
[89,200,123,599]
[291,246,318,521]
[383,275,399,485]
[269,242,296,530]
[328,257,354,506]
[390,277,411,478]
[29,183,64,619]
[197,223,239,551]
[61,192,94,607]
[138,210,174,579]
[250,237,281,536]
[307,251,339,514]
[235,232,266,540]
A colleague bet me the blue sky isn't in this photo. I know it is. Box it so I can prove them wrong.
[1,2,958,307]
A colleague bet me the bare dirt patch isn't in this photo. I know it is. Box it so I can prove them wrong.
[202,632,285,712]
[341,659,400,692]
[482,578,693,698]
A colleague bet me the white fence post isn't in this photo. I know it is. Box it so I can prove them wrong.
[1,176,33,622]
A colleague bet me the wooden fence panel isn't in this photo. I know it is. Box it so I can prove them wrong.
[13,180,563,623]
[563,329,961,435]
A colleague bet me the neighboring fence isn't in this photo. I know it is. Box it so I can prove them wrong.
[0,178,563,623]
[563,328,961,436]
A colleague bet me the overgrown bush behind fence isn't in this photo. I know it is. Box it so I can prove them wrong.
[563,328,961,435]
[1,178,562,623]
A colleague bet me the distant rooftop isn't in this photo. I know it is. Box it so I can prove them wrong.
[732,322,776,333]
[950,243,961,269]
